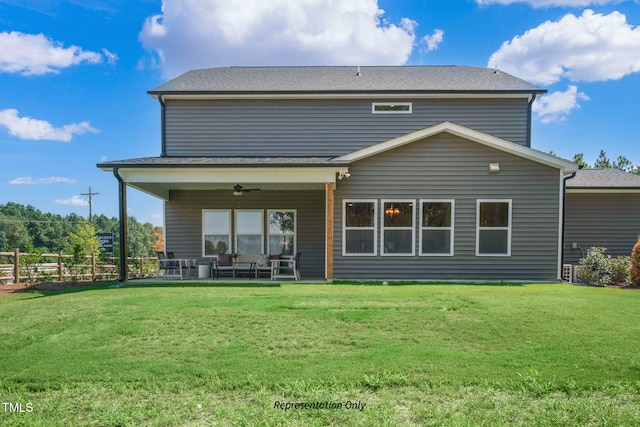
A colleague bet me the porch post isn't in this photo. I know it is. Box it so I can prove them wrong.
[326,182,334,280]
[113,168,128,282]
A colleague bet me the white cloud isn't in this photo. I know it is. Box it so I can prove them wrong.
[533,85,589,122]
[476,0,624,6]
[488,10,640,85]
[0,31,114,75]
[55,195,89,207]
[9,176,77,185]
[423,29,444,52]
[0,109,99,142]
[139,0,417,78]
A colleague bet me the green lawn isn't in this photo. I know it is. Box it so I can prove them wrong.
[1,282,639,426]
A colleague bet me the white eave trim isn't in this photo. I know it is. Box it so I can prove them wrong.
[150,93,537,101]
[333,121,578,172]
[112,166,348,185]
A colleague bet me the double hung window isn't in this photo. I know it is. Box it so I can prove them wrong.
[381,200,415,255]
[203,210,231,256]
[235,210,264,254]
[420,200,454,256]
[343,200,377,255]
[268,210,296,256]
[476,200,512,256]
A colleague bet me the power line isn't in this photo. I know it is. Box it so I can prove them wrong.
[80,187,100,224]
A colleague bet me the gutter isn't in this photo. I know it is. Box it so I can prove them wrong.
[527,93,537,147]
[158,94,166,157]
[560,170,578,271]
[113,167,128,282]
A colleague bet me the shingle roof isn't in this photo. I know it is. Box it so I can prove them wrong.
[567,168,640,188]
[148,66,545,95]
[98,156,350,168]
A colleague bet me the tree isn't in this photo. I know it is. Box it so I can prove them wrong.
[572,153,589,169]
[593,150,612,169]
[66,220,100,255]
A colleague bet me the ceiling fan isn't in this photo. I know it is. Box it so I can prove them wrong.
[231,184,261,196]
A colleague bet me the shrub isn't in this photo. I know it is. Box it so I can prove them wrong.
[577,247,630,287]
[630,236,640,285]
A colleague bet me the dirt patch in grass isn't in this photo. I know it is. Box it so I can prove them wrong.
[0,281,112,296]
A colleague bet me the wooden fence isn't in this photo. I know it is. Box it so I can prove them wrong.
[0,249,159,285]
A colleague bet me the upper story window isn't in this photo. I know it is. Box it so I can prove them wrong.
[372,102,412,114]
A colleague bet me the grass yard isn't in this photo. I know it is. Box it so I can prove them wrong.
[1,282,639,426]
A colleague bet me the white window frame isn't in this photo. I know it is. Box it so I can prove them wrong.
[342,199,378,256]
[202,209,232,257]
[476,199,512,257]
[381,199,416,256]
[371,102,412,114]
[267,209,297,256]
[419,199,455,256]
[235,210,264,254]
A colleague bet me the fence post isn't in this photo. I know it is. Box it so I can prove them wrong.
[58,251,63,282]
[91,252,96,281]
[13,248,20,285]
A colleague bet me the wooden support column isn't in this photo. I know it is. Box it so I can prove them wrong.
[326,182,334,280]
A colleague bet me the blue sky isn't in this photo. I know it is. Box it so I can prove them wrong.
[1,0,639,226]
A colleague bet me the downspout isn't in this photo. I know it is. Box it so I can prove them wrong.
[113,168,128,282]
[158,94,166,157]
[527,93,537,148]
[560,170,577,273]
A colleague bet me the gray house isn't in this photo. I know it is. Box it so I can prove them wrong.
[564,168,640,265]
[99,66,580,281]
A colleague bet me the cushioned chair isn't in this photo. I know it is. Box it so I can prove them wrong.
[211,253,234,279]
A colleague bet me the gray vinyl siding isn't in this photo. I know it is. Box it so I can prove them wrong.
[563,193,640,265]
[333,133,562,281]
[164,190,325,278]
[164,98,530,157]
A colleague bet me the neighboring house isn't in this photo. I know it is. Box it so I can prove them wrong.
[564,168,640,265]
[98,66,579,281]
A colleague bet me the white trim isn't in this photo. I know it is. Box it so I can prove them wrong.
[476,199,512,257]
[267,209,297,256]
[342,199,377,256]
[372,102,412,114]
[419,199,455,257]
[202,209,232,257]
[381,199,416,256]
[151,93,535,101]
[334,121,578,172]
[113,167,347,185]
[235,210,264,254]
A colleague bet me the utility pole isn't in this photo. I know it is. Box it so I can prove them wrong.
[81,187,99,224]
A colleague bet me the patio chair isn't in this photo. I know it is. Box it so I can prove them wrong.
[156,251,179,278]
[211,253,234,279]
[272,252,301,280]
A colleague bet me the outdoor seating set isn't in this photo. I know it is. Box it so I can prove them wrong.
[156,252,301,281]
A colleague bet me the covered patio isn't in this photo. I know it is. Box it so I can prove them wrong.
[99,157,350,282]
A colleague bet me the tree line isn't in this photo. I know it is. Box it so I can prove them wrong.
[572,150,640,174]
[0,202,163,257]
